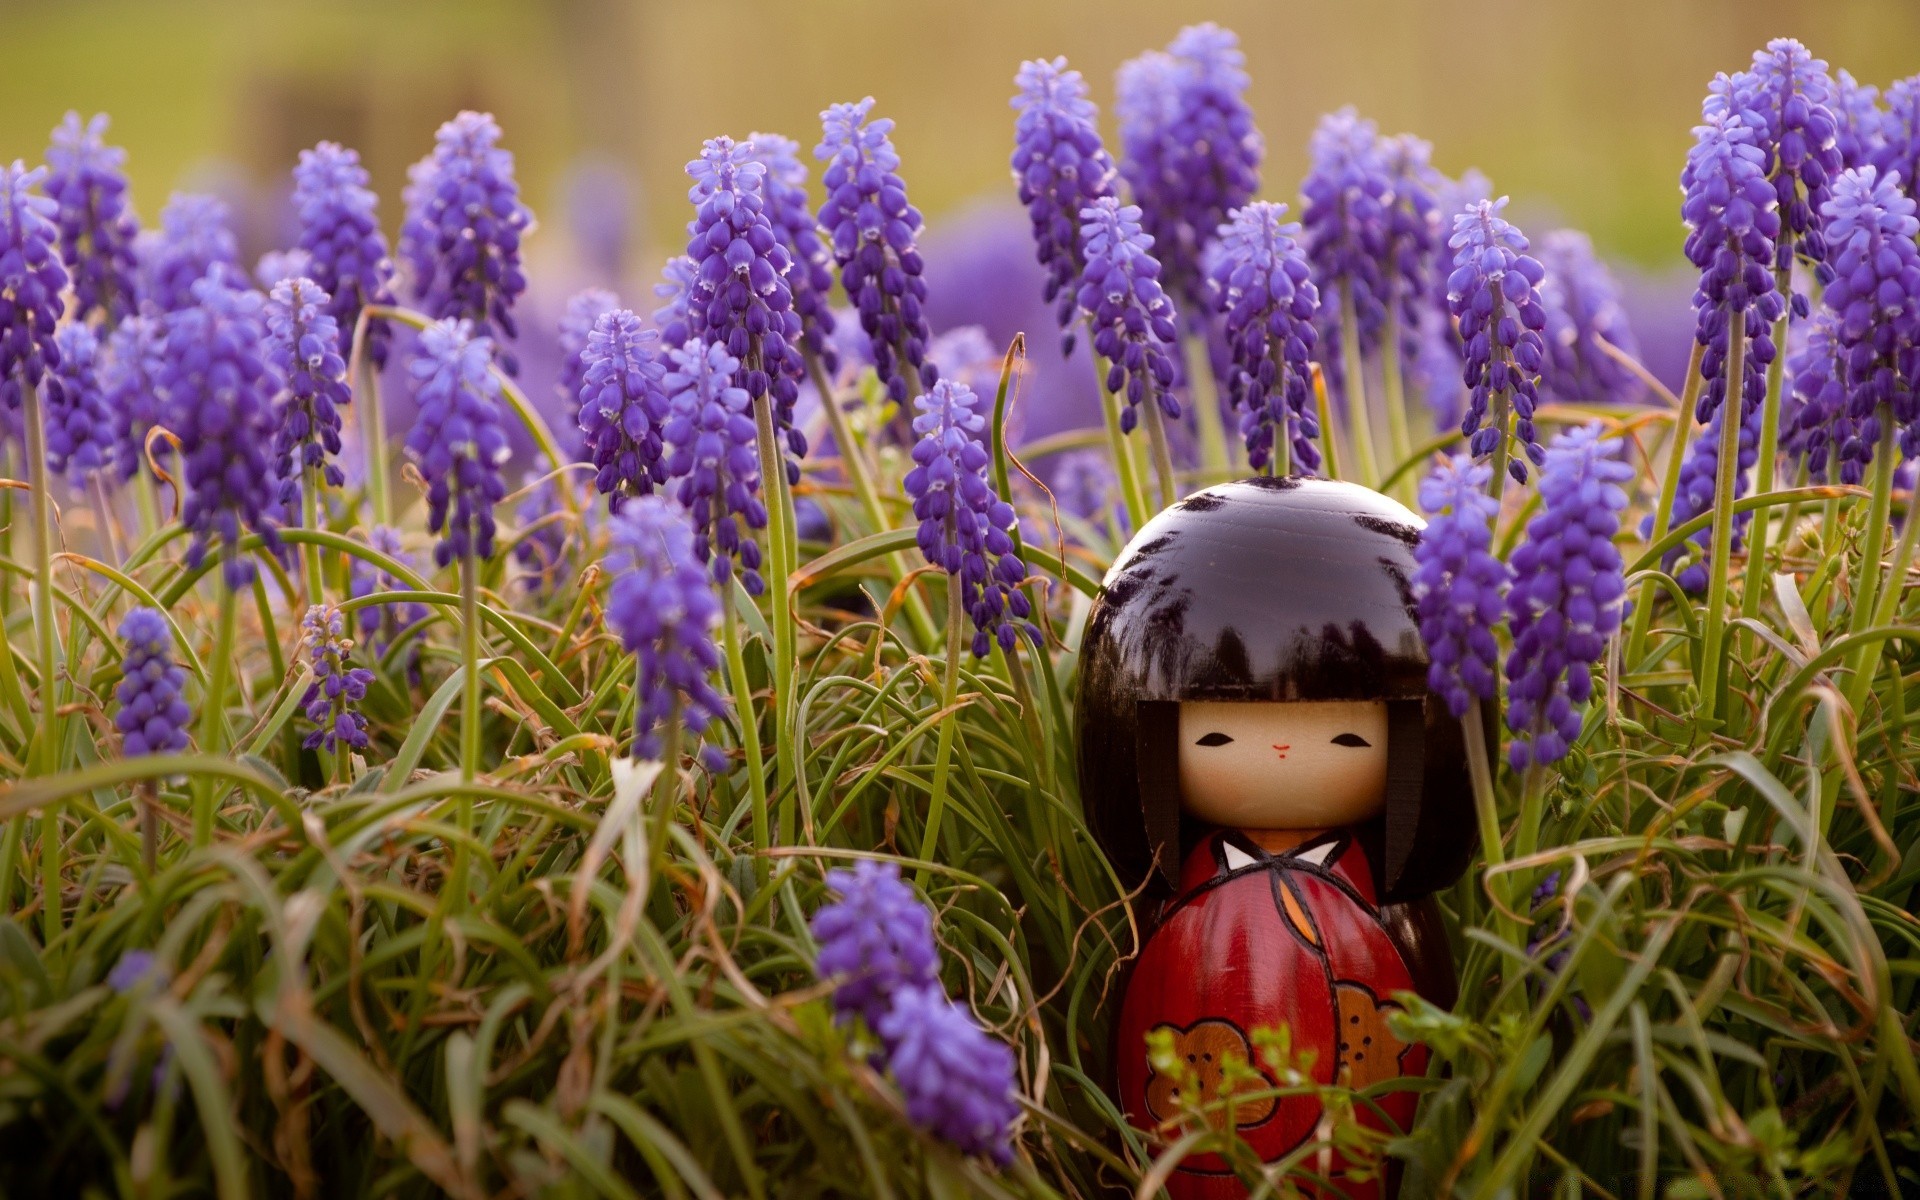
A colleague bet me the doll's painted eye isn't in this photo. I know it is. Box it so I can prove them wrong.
[1331,732,1372,748]
[1194,731,1234,747]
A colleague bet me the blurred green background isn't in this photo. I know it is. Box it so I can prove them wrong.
[1,0,1915,274]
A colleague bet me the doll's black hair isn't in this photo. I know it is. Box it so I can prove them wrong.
[1074,476,1488,904]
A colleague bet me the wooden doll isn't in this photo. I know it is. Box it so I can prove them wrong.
[1075,477,1485,1199]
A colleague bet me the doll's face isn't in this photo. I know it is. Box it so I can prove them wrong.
[1177,699,1390,831]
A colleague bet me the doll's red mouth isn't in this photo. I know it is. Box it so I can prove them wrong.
[1272,744,1290,759]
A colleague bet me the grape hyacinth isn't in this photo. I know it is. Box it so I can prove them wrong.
[810,860,939,1032]
[138,193,242,313]
[404,318,511,567]
[265,277,351,517]
[1833,70,1886,171]
[1663,399,1761,593]
[1534,230,1644,407]
[0,162,68,414]
[1113,24,1262,315]
[298,605,373,754]
[1206,201,1321,473]
[875,984,1021,1165]
[255,249,313,291]
[579,308,669,508]
[746,132,839,374]
[103,314,166,481]
[291,141,398,366]
[45,112,140,325]
[661,339,767,594]
[1380,133,1443,359]
[107,947,169,995]
[1447,198,1549,483]
[1785,308,1857,482]
[1682,111,1787,427]
[44,322,115,486]
[400,112,533,372]
[1010,57,1117,350]
[816,98,937,408]
[1052,449,1127,534]
[1876,76,1920,205]
[349,525,429,671]
[904,379,1036,657]
[1504,425,1632,769]
[162,276,282,588]
[1300,109,1392,381]
[605,495,729,769]
[653,254,699,350]
[558,286,619,447]
[114,607,191,758]
[1413,455,1512,718]
[1817,165,1920,465]
[1076,198,1180,433]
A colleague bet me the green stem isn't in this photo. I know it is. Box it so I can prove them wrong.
[192,585,240,847]
[647,704,682,889]
[721,601,771,884]
[1181,331,1231,482]
[22,382,60,777]
[1738,310,1792,628]
[1624,342,1707,671]
[460,551,482,782]
[302,466,325,607]
[914,581,966,886]
[1339,290,1379,487]
[751,393,796,845]
[1090,349,1151,533]
[353,337,393,529]
[1312,365,1341,481]
[1485,387,1513,509]
[1463,704,1519,946]
[1842,417,1899,716]
[1141,389,1179,512]
[1699,330,1747,725]
[1381,304,1414,501]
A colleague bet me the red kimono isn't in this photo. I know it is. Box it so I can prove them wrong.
[1115,829,1426,1199]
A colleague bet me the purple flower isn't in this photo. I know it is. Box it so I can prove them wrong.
[1051,449,1127,534]
[905,379,1035,657]
[745,132,840,375]
[0,162,68,413]
[162,276,282,588]
[816,98,937,408]
[401,112,532,372]
[404,318,511,567]
[810,860,939,1032]
[45,113,140,325]
[661,339,767,594]
[579,308,670,509]
[44,322,115,486]
[1534,230,1644,406]
[653,253,699,350]
[255,249,313,290]
[1785,308,1857,482]
[559,286,619,452]
[1300,109,1392,382]
[292,141,397,367]
[1011,57,1118,351]
[266,277,352,517]
[1833,70,1886,171]
[1114,25,1262,316]
[349,525,429,672]
[1447,198,1548,482]
[299,604,373,753]
[1662,397,1760,593]
[107,947,169,994]
[1681,110,1787,427]
[1206,201,1321,473]
[1414,455,1512,718]
[1818,165,1920,467]
[1076,197,1181,433]
[114,607,190,757]
[102,314,166,481]
[1876,75,1920,203]
[606,495,729,768]
[138,193,243,313]
[875,984,1021,1165]
[1504,425,1632,769]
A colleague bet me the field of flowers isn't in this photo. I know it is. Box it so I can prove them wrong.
[0,20,1916,1199]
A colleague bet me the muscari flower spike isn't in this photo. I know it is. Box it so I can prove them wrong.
[292,141,397,366]
[1413,454,1512,719]
[1785,307,1857,482]
[45,112,140,325]
[1206,201,1321,474]
[1447,198,1549,483]
[44,322,115,486]
[579,307,670,509]
[103,314,166,481]
[816,98,938,409]
[653,253,699,350]
[1876,75,1920,204]
[265,277,352,518]
[401,112,533,372]
[661,338,767,594]
[1504,424,1632,770]
[299,605,374,754]
[1300,108,1392,388]
[1818,165,1920,469]
[906,379,1036,656]
[876,985,1021,1166]
[1052,449,1127,535]
[349,525,429,673]
[1011,57,1118,351]
[0,162,68,414]
[405,318,511,567]
[605,495,729,770]
[1833,69,1886,171]
[1682,110,1787,427]
[1534,229,1644,407]
[558,286,619,451]
[1663,398,1761,593]
[810,859,939,1033]
[745,132,840,375]
[114,607,191,757]
[138,193,243,313]
[1076,197,1181,434]
[162,275,282,588]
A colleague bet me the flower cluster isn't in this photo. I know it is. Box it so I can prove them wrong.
[299,605,374,754]
[652,254,699,350]
[114,607,190,758]
[1681,111,1786,426]
[0,162,68,413]
[1413,455,1512,718]
[905,379,1036,656]
[578,308,669,508]
[292,141,397,366]
[1446,198,1548,482]
[606,495,729,768]
[162,276,282,588]
[44,112,140,325]
[558,286,619,450]
[265,277,352,517]
[1833,70,1885,171]
[1663,400,1760,593]
[102,314,166,481]
[1708,40,1842,292]
[44,322,114,486]
[1505,425,1632,769]
[139,193,242,313]
[746,132,839,374]
[400,112,532,371]
[1206,201,1321,473]
[661,339,767,594]
[1876,76,1920,203]
[812,859,939,1030]
[1011,57,1117,349]
[1076,197,1181,432]
[1534,230,1644,406]
[348,525,429,672]
[1300,109,1392,377]
[404,318,511,567]
[817,98,937,408]
[1817,165,1920,465]
[1785,309,1857,482]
